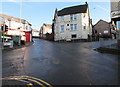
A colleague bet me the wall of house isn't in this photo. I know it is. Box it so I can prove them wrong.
[54,9,91,41]
[42,25,52,34]
[93,21,111,37]
[32,30,40,37]
[40,24,52,39]
[111,1,120,11]
[3,18,32,42]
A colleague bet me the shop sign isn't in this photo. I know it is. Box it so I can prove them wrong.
[111,10,120,18]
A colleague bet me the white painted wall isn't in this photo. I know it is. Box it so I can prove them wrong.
[2,17,32,41]
[54,8,92,41]
[32,30,40,37]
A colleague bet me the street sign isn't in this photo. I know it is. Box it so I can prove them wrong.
[111,10,120,18]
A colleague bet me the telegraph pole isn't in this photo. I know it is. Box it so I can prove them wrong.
[19,0,22,45]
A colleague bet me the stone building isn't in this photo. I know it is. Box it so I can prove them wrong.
[53,2,92,41]
[39,24,53,40]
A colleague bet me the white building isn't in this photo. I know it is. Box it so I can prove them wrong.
[53,2,92,41]
[0,14,32,42]
[32,29,40,38]
[40,24,52,38]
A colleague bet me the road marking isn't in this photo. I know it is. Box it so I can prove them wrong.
[27,83,33,86]
[1,76,53,87]
[22,78,46,87]
[23,76,53,87]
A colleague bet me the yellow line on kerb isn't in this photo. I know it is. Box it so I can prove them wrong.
[24,76,53,87]
[22,78,45,87]
[1,76,53,87]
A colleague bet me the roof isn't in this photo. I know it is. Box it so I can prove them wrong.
[0,14,31,25]
[57,4,88,16]
[43,24,52,27]
[93,19,110,27]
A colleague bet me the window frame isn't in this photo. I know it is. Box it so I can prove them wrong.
[74,24,77,30]
[70,24,73,30]
[74,14,77,20]
[61,16,64,21]
[61,25,64,31]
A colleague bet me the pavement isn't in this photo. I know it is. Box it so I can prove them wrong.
[96,43,120,56]
[2,41,34,51]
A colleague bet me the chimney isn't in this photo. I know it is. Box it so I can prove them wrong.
[85,2,88,5]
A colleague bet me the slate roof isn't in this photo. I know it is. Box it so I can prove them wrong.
[57,4,88,16]
[0,14,31,25]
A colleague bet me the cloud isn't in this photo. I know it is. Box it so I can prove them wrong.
[9,0,18,2]
[96,5,108,12]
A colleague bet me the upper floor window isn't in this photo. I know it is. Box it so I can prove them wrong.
[70,24,77,30]
[61,16,64,21]
[74,14,77,20]
[70,14,77,21]
[70,15,73,21]
[61,25,64,31]
[26,26,28,30]
[83,14,85,18]
[74,24,77,30]
[70,24,73,30]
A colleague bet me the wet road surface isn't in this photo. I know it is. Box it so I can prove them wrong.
[2,38,119,85]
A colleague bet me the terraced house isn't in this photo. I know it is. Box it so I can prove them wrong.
[0,14,32,42]
[53,2,92,41]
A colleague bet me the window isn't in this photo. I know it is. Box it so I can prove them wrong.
[74,24,77,30]
[9,21,11,28]
[83,14,85,18]
[74,14,77,20]
[67,24,69,26]
[70,24,73,30]
[61,16,64,21]
[26,26,28,30]
[61,25,64,31]
[71,34,77,38]
[83,26,86,30]
[116,21,120,29]
[70,15,73,21]
[70,14,77,21]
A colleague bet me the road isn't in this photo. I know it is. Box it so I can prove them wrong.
[2,38,119,85]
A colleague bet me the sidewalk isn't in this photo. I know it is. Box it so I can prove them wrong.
[3,42,34,51]
[2,79,34,87]
[96,43,120,56]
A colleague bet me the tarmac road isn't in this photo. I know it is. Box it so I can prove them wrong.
[2,38,119,85]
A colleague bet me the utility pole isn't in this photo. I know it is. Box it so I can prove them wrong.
[19,0,22,46]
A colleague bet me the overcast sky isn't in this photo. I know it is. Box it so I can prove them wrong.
[0,1,111,30]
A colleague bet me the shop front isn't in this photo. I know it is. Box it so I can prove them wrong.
[111,10,120,46]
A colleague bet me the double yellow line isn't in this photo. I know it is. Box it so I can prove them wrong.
[1,76,53,87]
